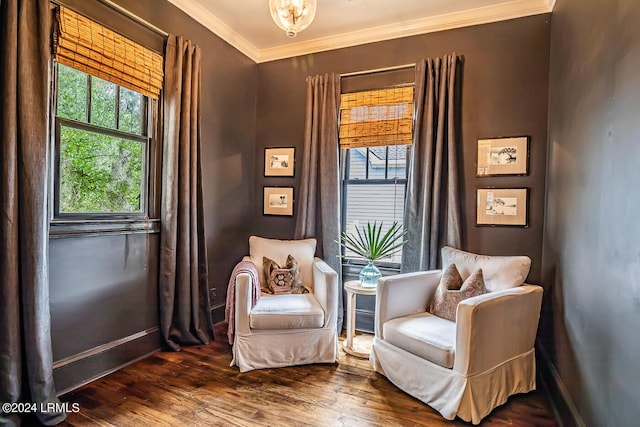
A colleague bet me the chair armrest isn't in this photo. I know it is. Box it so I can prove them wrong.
[375,270,442,339]
[312,257,339,329]
[453,284,543,376]
[234,272,255,335]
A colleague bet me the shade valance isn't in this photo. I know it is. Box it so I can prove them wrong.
[339,86,414,149]
[53,7,163,99]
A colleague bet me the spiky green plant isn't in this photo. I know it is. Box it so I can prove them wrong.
[337,221,407,261]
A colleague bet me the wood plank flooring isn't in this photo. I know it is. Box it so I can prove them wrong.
[35,325,557,426]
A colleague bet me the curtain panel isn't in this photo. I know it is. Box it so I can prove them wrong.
[402,54,462,272]
[0,0,66,425]
[294,73,344,333]
[159,35,214,351]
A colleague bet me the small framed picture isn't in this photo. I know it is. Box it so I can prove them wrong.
[476,188,528,227]
[265,147,295,177]
[476,136,529,176]
[263,187,294,216]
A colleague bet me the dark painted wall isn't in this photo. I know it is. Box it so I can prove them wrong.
[254,15,550,285]
[50,0,257,393]
[543,0,640,425]
[50,234,161,393]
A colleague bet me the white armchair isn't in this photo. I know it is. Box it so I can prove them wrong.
[370,246,543,424]
[230,236,339,372]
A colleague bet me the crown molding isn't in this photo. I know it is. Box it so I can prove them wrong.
[167,0,554,64]
[257,0,553,62]
[166,0,260,62]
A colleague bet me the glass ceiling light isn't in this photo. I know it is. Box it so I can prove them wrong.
[269,0,317,38]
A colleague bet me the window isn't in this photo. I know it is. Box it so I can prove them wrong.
[342,145,409,264]
[50,7,164,222]
[339,86,414,266]
[54,63,149,215]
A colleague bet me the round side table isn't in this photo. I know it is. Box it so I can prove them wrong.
[343,280,377,358]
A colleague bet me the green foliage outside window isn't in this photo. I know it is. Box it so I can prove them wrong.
[90,77,117,129]
[59,127,143,213]
[57,63,87,122]
[119,87,143,135]
[56,64,146,214]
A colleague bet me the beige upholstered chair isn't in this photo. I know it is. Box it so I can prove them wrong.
[370,246,543,425]
[230,236,339,372]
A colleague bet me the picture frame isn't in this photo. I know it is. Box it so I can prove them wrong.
[263,187,294,216]
[265,147,295,177]
[476,188,528,227]
[476,136,529,176]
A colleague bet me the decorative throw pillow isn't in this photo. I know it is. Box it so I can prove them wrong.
[262,255,309,295]
[284,255,309,294]
[439,262,464,291]
[268,268,293,295]
[261,257,277,294]
[429,264,486,321]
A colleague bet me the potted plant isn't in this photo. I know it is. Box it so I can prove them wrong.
[337,221,407,287]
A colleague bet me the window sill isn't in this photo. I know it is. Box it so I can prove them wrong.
[49,218,160,238]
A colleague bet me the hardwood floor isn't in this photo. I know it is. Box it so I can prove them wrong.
[40,325,557,426]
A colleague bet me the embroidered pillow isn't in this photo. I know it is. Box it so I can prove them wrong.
[430,264,486,321]
[262,255,308,295]
[268,268,293,294]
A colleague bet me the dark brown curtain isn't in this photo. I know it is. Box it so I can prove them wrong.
[0,0,66,425]
[159,35,213,351]
[294,73,343,332]
[402,54,462,272]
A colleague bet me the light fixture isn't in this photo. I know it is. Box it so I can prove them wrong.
[269,0,317,38]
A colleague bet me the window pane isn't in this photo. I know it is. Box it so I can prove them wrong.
[119,87,143,135]
[347,148,366,179]
[367,147,387,179]
[387,145,408,179]
[59,126,143,213]
[344,183,405,263]
[56,64,87,122]
[90,77,117,129]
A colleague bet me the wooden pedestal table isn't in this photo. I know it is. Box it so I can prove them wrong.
[343,280,376,358]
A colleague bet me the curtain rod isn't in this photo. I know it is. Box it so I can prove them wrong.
[340,63,416,78]
[99,0,169,37]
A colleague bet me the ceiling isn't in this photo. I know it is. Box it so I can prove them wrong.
[166,0,554,63]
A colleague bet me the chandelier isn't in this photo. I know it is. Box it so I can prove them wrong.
[269,0,317,38]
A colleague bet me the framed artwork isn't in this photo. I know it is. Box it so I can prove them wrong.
[476,136,529,176]
[263,187,294,216]
[265,147,295,177]
[476,188,528,227]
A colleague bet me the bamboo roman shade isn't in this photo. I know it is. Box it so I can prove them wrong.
[339,86,414,149]
[53,7,164,99]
